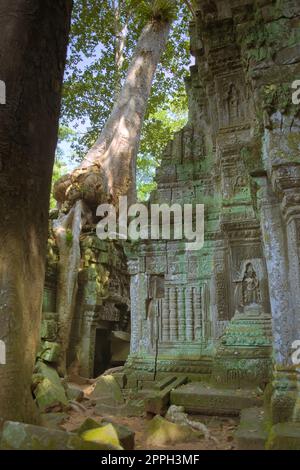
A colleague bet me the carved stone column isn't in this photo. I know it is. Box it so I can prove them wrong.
[185,287,194,341]
[161,287,170,342]
[169,286,178,341]
[273,165,300,335]
[193,286,202,341]
[268,166,300,425]
[128,259,147,355]
[177,287,185,341]
[254,174,300,424]
[255,175,292,364]
[78,310,97,378]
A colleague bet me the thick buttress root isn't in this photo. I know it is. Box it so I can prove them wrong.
[53,200,91,375]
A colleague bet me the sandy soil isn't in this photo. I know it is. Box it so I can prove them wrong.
[60,381,238,451]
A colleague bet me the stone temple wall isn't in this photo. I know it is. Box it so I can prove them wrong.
[41,226,130,379]
[126,0,300,424]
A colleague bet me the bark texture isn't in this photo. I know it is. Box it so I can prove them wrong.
[54,17,172,207]
[113,0,128,99]
[0,0,72,423]
[53,201,92,374]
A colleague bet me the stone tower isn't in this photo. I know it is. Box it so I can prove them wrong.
[126,0,300,436]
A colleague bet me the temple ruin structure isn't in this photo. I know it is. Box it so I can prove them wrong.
[41,0,300,449]
[124,0,300,448]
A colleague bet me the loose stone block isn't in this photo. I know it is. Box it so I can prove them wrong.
[81,424,122,450]
[145,376,187,416]
[91,375,124,405]
[33,362,68,411]
[39,341,61,364]
[0,421,119,450]
[266,423,300,450]
[171,382,263,416]
[235,407,269,450]
[76,417,135,450]
[146,415,202,447]
[66,384,84,402]
[40,320,58,341]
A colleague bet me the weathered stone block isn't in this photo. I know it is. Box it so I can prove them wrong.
[146,415,202,447]
[81,424,122,450]
[76,418,100,435]
[270,390,296,424]
[91,375,124,405]
[266,423,300,450]
[112,372,126,389]
[33,362,68,411]
[103,421,134,450]
[41,412,69,430]
[66,384,84,402]
[39,341,61,364]
[235,407,269,450]
[212,308,273,388]
[76,418,134,450]
[145,376,187,416]
[0,421,119,450]
[171,382,263,416]
[40,320,58,341]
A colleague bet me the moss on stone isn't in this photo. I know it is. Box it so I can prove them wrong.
[0,421,118,450]
[81,424,123,450]
[146,415,202,447]
[262,83,300,115]
[266,423,300,450]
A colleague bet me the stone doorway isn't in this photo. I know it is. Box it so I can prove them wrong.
[93,328,111,378]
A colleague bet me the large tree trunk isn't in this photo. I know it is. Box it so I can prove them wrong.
[54,16,172,207]
[81,17,171,204]
[113,0,129,100]
[53,14,172,374]
[0,0,72,423]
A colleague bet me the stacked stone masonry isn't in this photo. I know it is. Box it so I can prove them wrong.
[125,0,300,439]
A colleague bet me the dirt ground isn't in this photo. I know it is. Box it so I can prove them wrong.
[61,381,238,451]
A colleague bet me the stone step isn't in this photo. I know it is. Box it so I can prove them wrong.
[154,375,177,391]
[170,382,263,416]
[266,423,300,450]
[235,407,269,450]
[145,376,188,416]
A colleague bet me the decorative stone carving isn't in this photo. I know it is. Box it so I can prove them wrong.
[124,4,300,442]
[216,72,248,129]
[212,305,273,388]
[147,275,165,349]
[241,263,261,307]
[183,126,194,161]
